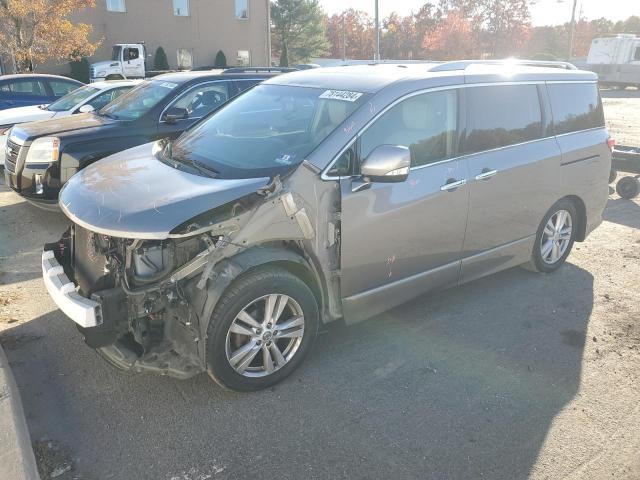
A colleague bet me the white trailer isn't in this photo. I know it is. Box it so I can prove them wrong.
[586,34,640,88]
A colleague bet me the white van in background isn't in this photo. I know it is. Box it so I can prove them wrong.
[586,34,640,88]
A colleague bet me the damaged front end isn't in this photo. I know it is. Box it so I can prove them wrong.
[43,155,343,379]
[44,225,225,378]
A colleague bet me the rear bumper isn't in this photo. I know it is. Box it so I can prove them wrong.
[42,250,103,328]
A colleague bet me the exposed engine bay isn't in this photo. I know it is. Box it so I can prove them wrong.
[46,164,343,378]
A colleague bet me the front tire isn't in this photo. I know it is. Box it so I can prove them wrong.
[526,200,578,273]
[205,266,319,391]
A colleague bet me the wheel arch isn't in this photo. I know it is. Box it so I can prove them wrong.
[194,244,327,346]
[562,194,587,242]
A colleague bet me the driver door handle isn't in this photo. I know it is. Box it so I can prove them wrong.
[475,169,498,180]
[440,179,467,191]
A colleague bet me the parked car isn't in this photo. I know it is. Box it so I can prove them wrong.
[0,80,139,167]
[42,62,611,391]
[4,70,280,208]
[0,74,82,111]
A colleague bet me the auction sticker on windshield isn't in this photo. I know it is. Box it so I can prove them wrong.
[319,90,363,102]
[158,82,178,89]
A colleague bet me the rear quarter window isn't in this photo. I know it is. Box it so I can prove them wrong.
[548,83,604,135]
[462,84,543,154]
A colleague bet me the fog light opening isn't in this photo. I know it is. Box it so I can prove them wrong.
[35,174,44,195]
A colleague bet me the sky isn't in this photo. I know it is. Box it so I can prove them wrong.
[319,0,639,26]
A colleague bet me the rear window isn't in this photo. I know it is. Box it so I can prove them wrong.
[548,83,604,135]
[462,84,543,154]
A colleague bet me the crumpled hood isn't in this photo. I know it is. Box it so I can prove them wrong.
[0,105,55,126]
[59,142,270,239]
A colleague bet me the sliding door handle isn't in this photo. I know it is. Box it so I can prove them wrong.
[475,169,498,181]
[440,179,466,191]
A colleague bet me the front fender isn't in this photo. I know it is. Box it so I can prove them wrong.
[186,245,325,364]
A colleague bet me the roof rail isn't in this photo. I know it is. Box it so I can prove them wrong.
[429,59,578,72]
[222,67,298,74]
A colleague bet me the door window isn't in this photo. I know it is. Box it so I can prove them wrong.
[86,87,131,110]
[234,79,261,94]
[124,48,139,61]
[462,84,542,155]
[2,80,47,96]
[48,80,78,96]
[634,47,640,61]
[360,90,458,168]
[166,82,230,120]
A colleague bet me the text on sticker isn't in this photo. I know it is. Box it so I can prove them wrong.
[319,90,363,102]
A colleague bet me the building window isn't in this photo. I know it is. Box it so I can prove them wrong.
[237,50,250,66]
[173,0,189,16]
[235,0,248,19]
[177,49,193,70]
[106,0,125,12]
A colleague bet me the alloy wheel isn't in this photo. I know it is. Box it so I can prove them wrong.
[540,209,573,264]
[225,294,305,377]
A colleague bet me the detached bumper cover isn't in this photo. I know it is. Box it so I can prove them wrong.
[42,250,102,328]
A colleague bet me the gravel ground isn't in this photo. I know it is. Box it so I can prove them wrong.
[602,88,640,147]
[1,96,639,480]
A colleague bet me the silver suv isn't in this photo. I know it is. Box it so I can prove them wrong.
[43,61,611,391]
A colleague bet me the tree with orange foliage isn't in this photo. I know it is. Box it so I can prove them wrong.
[0,0,100,72]
[422,10,475,60]
[325,9,375,60]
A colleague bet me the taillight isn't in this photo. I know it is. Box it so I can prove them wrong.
[607,137,616,152]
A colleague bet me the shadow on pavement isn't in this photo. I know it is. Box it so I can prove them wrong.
[2,261,594,480]
[603,197,640,229]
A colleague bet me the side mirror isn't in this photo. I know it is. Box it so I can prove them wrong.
[77,104,95,114]
[163,107,188,124]
[360,145,411,183]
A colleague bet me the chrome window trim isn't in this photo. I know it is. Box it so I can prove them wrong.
[320,80,600,181]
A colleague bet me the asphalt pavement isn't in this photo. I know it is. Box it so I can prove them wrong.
[1,178,639,480]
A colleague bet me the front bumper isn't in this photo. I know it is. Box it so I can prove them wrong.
[5,162,61,206]
[42,250,103,328]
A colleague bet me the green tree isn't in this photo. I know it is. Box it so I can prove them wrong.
[153,46,170,70]
[69,57,90,83]
[214,50,227,68]
[271,0,329,67]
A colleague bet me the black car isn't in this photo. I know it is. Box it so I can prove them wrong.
[4,70,279,208]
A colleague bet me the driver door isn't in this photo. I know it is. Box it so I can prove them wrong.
[338,89,470,322]
[156,81,231,140]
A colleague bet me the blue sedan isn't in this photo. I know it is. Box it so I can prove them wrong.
[0,74,83,111]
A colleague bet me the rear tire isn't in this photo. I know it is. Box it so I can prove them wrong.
[105,74,124,80]
[205,266,319,392]
[525,199,578,273]
[616,176,640,199]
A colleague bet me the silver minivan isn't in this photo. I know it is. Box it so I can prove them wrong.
[42,62,611,391]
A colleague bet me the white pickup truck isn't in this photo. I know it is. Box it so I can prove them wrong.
[586,34,640,89]
[90,44,149,82]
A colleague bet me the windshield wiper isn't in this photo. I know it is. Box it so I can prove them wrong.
[172,155,220,179]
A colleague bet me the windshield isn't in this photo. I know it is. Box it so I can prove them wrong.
[167,84,368,179]
[111,46,122,61]
[47,85,99,112]
[99,80,178,121]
